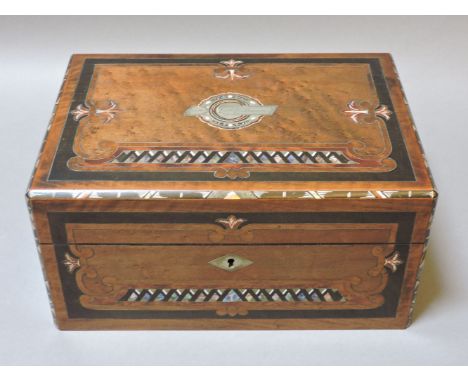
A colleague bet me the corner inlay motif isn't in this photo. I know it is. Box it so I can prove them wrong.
[63,253,80,273]
[70,100,120,124]
[384,251,404,273]
[345,100,392,123]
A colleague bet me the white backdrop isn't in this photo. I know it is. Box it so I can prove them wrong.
[0,16,466,365]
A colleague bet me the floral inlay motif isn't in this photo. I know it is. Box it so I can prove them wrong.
[345,100,392,123]
[63,253,80,273]
[71,100,120,123]
[214,59,250,80]
[215,215,247,230]
[384,251,403,273]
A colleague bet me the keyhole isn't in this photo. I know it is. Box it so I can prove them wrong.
[227,258,235,268]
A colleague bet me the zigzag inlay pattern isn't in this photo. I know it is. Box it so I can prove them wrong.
[119,288,346,303]
[111,150,354,165]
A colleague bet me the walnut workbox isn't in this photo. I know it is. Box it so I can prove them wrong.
[27,54,437,330]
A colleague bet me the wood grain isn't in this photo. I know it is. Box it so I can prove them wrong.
[38,242,425,330]
[27,54,436,330]
[28,53,435,194]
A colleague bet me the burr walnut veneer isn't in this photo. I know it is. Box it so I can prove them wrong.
[27,54,436,330]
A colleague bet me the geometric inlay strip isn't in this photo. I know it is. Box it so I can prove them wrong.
[27,189,437,200]
[119,288,346,303]
[111,150,355,165]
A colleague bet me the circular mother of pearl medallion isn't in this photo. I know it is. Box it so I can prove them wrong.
[184,92,278,130]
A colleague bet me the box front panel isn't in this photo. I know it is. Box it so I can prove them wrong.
[34,208,426,329]
[52,242,407,319]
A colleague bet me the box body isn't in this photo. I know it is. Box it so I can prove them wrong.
[27,54,436,329]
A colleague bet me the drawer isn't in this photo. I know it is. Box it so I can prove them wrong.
[49,243,409,319]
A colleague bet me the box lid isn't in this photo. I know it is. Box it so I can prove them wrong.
[28,54,436,200]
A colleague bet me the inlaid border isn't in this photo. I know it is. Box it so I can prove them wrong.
[29,189,436,200]
[48,57,415,182]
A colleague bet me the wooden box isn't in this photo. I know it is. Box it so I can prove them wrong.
[27,54,437,330]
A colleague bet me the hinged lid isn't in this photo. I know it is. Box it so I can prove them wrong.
[28,54,435,200]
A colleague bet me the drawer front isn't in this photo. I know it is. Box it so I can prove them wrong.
[48,211,414,245]
[53,243,408,319]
